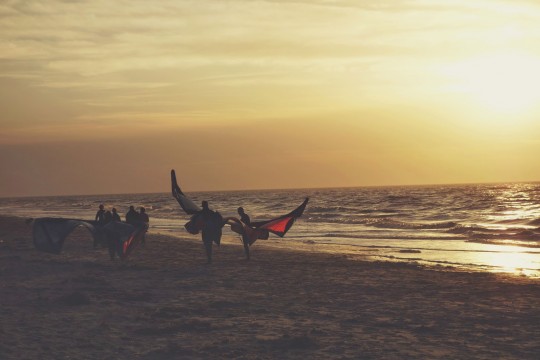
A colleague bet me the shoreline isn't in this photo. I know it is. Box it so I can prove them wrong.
[166,229,540,278]
[8,210,540,277]
[2,215,540,359]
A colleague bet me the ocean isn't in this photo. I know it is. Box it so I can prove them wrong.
[1,182,540,276]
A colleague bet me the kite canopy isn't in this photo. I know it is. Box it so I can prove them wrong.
[225,197,309,246]
[250,197,309,237]
[171,169,201,215]
[171,168,309,250]
[33,218,101,254]
[32,218,145,259]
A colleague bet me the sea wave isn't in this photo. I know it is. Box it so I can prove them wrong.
[446,225,496,234]
[466,238,540,248]
[364,219,458,230]
[467,229,540,241]
[316,233,466,241]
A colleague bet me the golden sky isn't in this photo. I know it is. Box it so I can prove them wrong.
[1,0,540,196]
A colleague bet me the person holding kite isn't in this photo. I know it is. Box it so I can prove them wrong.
[198,201,224,263]
[171,169,308,262]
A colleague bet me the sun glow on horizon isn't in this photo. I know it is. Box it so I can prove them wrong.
[2,1,540,196]
[442,53,540,115]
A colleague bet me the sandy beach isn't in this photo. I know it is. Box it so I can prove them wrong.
[1,214,540,359]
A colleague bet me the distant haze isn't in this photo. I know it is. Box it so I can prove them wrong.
[1,1,540,197]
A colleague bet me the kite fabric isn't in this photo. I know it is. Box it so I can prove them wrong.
[33,218,101,254]
[171,169,201,215]
[225,197,309,246]
[117,223,147,259]
[171,168,309,245]
[249,197,309,237]
[32,218,145,259]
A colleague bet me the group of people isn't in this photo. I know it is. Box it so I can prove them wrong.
[95,204,149,228]
[94,202,253,263]
[94,204,150,250]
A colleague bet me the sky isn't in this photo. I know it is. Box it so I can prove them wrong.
[1,0,540,197]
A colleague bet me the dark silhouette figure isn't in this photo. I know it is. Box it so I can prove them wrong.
[237,207,251,226]
[237,207,252,260]
[103,210,112,224]
[101,210,115,258]
[111,208,121,222]
[139,207,149,244]
[94,209,112,249]
[93,204,106,248]
[95,204,105,224]
[200,201,223,263]
[125,206,139,226]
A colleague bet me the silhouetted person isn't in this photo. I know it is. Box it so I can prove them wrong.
[95,204,105,224]
[103,211,119,260]
[139,207,149,226]
[238,206,251,260]
[125,206,139,226]
[237,207,251,226]
[236,207,254,260]
[111,208,121,222]
[93,204,107,249]
[104,210,112,224]
[200,201,223,263]
[139,207,149,244]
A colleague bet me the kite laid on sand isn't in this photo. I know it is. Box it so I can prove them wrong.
[171,169,309,260]
[32,218,146,260]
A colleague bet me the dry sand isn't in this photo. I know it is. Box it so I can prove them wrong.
[1,215,540,359]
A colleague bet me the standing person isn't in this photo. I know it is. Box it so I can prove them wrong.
[236,207,252,259]
[111,208,121,222]
[95,204,105,224]
[237,207,251,226]
[93,204,106,249]
[125,205,139,226]
[103,210,112,224]
[139,207,149,245]
[200,201,223,263]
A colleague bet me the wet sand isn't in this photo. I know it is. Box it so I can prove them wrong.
[1,215,540,359]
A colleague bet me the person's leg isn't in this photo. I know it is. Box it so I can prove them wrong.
[213,229,222,247]
[202,232,212,263]
[108,238,116,260]
[140,232,146,245]
[242,235,250,260]
[204,241,212,263]
[142,225,148,245]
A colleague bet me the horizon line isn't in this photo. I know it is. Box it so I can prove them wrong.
[1,179,539,200]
